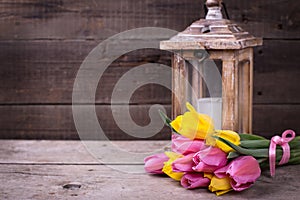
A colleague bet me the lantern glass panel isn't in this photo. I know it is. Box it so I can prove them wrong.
[187,57,223,129]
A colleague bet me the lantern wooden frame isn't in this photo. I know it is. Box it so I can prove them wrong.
[160,2,262,133]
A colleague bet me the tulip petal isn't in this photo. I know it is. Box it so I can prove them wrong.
[199,147,227,166]
[144,153,169,174]
[213,165,229,179]
[162,162,183,181]
[172,134,205,155]
[172,153,195,172]
[208,176,232,196]
[214,156,261,192]
[203,173,214,180]
[231,180,253,192]
[170,103,215,140]
[192,147,227,173]
[193,162,220,173]
[227,156,261,186]
[162,152,184,181]
[164,151,183,160]
[181,173,210,189]
[170,115,183,133]
[206,130,240,153]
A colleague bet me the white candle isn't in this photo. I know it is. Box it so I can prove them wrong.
[197,97,222,130]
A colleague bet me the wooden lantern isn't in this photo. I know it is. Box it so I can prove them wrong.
[160,0,262,133]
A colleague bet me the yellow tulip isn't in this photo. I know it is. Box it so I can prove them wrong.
[203,172,214,180]
[162,152,184,181]
[208,175,232,196]
[206,130,240,153]
[170,102,214,140]
[170,115,182,132]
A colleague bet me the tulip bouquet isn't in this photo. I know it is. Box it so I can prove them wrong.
[144,103,299,196]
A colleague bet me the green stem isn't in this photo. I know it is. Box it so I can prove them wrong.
[215,136,300,161]
[158,110,178,133]
[240,140,270,149]
[240,136,300,150]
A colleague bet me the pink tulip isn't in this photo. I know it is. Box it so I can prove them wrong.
[144,153,169,174]
[181,172,211,189]
[172,134,205,155]
[193,146,227,173]
[172,153,195,172]
[214,156,261,191]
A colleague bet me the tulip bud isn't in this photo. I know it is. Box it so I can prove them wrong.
[144,153,169,174]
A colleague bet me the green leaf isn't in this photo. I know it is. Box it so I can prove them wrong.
[239,133,267,141]
[213,136,269,158]
[158,110,171,124]
[227,151,240,159]
[158,110,178,133]
[240,140,270,149]
[289,136,300,150]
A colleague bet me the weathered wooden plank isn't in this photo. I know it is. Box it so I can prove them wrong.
[0,140,98,164]
[0,104,298,139]
[0,0,298,142]
[254,40,300,73]
[253,105,300,138]
[0,164,300,199]
[0,140,169,164]
[0,40,172,63]
[0,40,299,104]
[0,40,172,104]
[0,63,172,104]
[1,140,300,199]
[253,40,300,104]
[254,70,300,105]
[0,0,202,40]
[0,105,172,140]
[0,0,299,40]
[225,0,300,39]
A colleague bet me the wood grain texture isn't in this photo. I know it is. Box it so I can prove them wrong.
[0,0,299,139]
[0,40,298,104]
[225,0,300,39]
[0,42,172,104]
[222,56,239,131]
[0,105,172,140]
[1,164,299,200]
[0,0,202,40]
[253,40,300,104]
[253,105,300,138]
[172,54,187,119]
[1,140,300,199]
[0,104,298,139]
[0,140,169,164]
[0,0,299,40]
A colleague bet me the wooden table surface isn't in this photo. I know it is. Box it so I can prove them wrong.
[0,140,299,200]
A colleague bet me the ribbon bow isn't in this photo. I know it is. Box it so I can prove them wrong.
[269,130,296,177]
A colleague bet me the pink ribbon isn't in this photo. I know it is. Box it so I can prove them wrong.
[269,130,296,177]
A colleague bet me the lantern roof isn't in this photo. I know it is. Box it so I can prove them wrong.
[160,1,262,50]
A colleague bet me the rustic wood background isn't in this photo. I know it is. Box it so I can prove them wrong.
[0,0,299,140]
